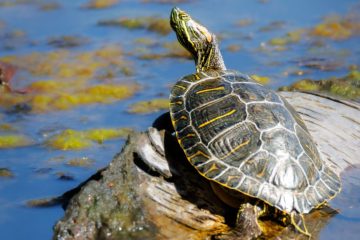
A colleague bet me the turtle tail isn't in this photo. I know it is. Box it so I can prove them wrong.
[290,212,311,237]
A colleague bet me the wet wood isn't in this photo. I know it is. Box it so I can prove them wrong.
[53,91,360,240]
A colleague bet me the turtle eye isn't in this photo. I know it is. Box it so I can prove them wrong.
[179,12,190,20]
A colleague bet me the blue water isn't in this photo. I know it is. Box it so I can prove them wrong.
[0,0,359,239]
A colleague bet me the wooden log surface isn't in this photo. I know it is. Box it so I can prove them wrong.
[53,91,360,240]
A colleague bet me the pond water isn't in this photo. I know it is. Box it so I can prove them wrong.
[0,0,359,239]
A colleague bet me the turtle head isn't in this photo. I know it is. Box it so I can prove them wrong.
[170,7,226,72]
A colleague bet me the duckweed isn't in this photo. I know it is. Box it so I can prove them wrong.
[129,98,169,114]
[46,128,133,150]
[0,134,32,148]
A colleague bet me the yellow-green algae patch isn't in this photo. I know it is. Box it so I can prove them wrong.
[1,45,131,79]
[226,44,241,52]
[83,0,119,9]
[39,2,61,11]
[0,82,139,112]
[250,74,270,85]
[85,128,133,143]
[0,134,33,148]
[279,70,360,99]
[47,35,89,48]
[137,41,191,60]
[142,0,190,3]
[46,128,133,150]
[235,18,254,27]
[0,45,138,112]
[264,13,360,52]
[268,29,305,47]
[46,129,93,150]
[310,15,360,40]
[66,157,95,168]
[98,16,171,35]
[129,98,169,114]
[0,168,14,178]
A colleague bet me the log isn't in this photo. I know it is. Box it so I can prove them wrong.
[53,91,360,240]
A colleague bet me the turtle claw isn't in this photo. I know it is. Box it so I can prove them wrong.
[291,212,311,237]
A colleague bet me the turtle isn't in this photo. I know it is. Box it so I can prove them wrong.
[169,7,341,236]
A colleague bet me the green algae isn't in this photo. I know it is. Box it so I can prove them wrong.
[66,157,94,168]
[236,18,254,27]
[137,41,191,60]
[0,45,138,112]
[129,98,169,114]
[141,0,190,3]
[268,29,305,47]
[48,35,89,48]
[86,128,133,143]
[0,134,33,148]
[39,2,60,11]
[98,16,171,35]
[1,45,131,78]
[46,128,133,150]
[46,129,93,150]
[310,15,360,40]
[279,70,360,99]
[83,0,118,9]
[258,21,285,32]
[263,13,360,54]
[226,44,241,52]
[250,74,270,85]
[0,168,14,178]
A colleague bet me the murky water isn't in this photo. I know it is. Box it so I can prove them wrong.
[0,0,359,239]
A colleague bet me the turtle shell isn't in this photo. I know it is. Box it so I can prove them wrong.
[169,70,341,214]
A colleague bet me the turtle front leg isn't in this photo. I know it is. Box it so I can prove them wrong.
[235,202,263,237]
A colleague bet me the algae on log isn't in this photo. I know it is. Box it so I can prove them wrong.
[53,91,360,240]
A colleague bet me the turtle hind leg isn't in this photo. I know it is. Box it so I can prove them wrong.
[290,212,311,237]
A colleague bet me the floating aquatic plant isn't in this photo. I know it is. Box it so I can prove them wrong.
[98,16,171,35]
[279,70,360,99]
[129,98,169,114]
[46,128,133,150]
